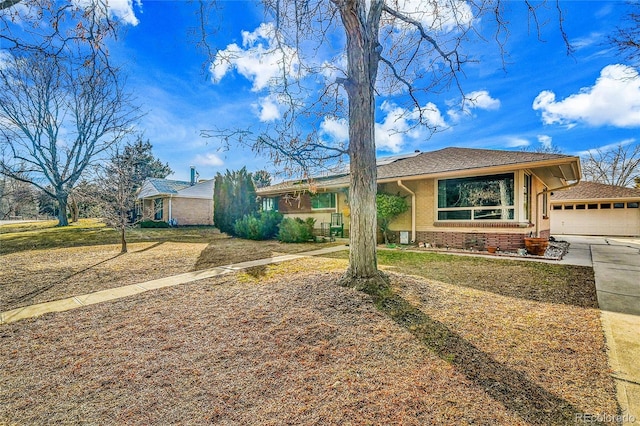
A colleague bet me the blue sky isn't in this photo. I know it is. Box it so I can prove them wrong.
[39,1,640,181]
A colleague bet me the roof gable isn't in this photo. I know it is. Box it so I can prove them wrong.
[137,178,213,199]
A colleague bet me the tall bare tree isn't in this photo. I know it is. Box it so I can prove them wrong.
[1,0,121,67]
[582,142,640,187]
[610,2,639,63]
[201,0,567,288]
[0,51,139,226]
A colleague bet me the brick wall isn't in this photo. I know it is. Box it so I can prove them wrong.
[385,230,533,251]
[170,197,213,225]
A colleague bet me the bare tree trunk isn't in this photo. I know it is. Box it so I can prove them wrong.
[337,1,387,290]
[120,225,127,254]
[69,196,79,223]
[56,192,69,226]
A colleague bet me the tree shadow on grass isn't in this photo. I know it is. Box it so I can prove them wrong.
[364,285,612,425]
[5,253,125,308]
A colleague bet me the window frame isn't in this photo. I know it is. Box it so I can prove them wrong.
[311,192,336,210]
[436,173,516,222]
[261,196,278,212]
[154,198,163,220]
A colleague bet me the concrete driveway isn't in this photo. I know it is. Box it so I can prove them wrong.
[556,235,640,424]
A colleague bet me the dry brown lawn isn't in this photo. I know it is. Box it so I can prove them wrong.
[0,255,618,425]
[1,236,335,312]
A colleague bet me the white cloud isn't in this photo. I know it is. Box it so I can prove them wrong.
[320,117,349,143]
[210,23,300,91]
[321,101,447,154]
[466,90,501,110]
[533,64,640,128]
[74,0,140,26]
[537,135,552,149]
[254,94,284,122]
[575,138,637,157]
[504,137,530,148]
[193,152,224,167]
[448,90,500,122]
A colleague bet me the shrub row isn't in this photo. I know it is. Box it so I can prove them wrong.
[232,212,317,243]
[140,219,171,228]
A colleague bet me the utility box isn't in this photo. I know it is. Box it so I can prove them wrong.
[400,231,409,245]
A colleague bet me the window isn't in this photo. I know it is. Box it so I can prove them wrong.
[614,202,625,209]
[552,205,562,210]
[154,198,163,220]
[628,202,639,209]
[576,204,586,210]
[311,193,336,209]
[564,204,574,210]
[262,197,278,211]
[437,173,515,221]
[588,204,598,209]
[601,203,611,209]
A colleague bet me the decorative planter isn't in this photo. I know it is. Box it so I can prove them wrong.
[524,237,549,256]
[487,246,498,254]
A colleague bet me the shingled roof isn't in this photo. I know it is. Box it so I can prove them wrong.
[551,181,640,201]
[257,147,580,195]
[137,177,215,199]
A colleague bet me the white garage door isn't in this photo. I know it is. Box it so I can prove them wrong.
[551,201,640,236]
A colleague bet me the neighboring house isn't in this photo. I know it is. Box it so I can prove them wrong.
[550,181,640,236]
[257,147,581,250]
[137,168,214,226]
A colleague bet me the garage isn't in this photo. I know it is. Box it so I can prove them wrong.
[550,182,640,237]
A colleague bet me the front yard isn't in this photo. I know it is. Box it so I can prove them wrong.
[0,220,619,424]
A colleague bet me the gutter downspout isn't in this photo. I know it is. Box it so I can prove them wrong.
[168,195,173,223]
[397,180,416,243]
[535,179,581,237]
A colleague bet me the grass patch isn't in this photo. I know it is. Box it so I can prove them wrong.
[0,219,227,254]
[326,250,598,307]
[0,220,344,311]
[0,258,617,425]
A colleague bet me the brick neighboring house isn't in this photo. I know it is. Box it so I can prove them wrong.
[551,181,640,236]
[137,168,214,226]
[257,147,581,250]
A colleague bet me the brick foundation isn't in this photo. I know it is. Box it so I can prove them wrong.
[385,230,543,251]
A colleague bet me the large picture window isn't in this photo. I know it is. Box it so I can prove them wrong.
[437,173,515,221]
[311,193,336,209]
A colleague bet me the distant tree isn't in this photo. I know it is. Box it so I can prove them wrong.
[581,142,640,187]
[609,2,639,63]
[0,174,37,219]
[527,141,563,154]
[0,50,139,226]
[213,167,258,235]
[37,189,58,218]
[120,137,173,190]
[252,170,272,189]
[376,193,409,245]
[96,145,141,253]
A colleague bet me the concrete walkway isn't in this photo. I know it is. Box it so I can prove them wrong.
[0,245,349,325]
[558,236,640,425]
